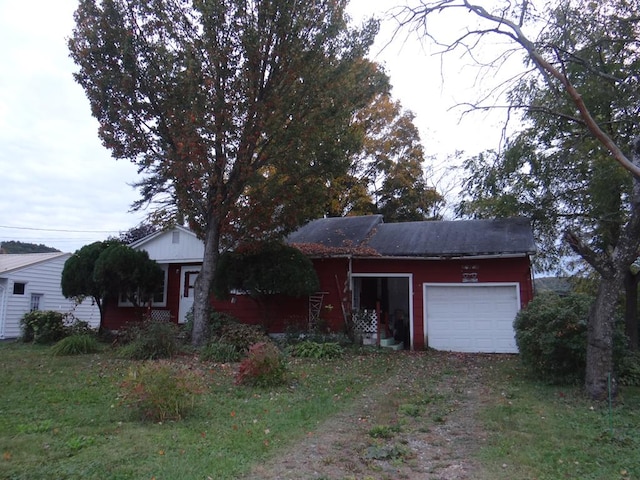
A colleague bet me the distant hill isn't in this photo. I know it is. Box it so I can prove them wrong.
[0,241,60,254]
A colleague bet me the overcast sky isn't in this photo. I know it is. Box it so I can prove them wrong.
[0,0,514,253]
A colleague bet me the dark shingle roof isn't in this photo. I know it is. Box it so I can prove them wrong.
[287,215,383,249]
[368,218,536,257]
[287,215,535,257]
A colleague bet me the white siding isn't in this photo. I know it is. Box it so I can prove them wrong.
[135,227,204,263]
[1,255,100,339]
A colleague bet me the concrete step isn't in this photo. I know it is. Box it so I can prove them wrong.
[379,337,397,347]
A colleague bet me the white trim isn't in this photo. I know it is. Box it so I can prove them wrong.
[423,282,520,353]
[350,272,414,350]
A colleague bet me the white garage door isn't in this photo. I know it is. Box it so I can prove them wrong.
[424,284,520,353]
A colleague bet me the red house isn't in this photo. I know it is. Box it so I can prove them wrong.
[103,216,536,353]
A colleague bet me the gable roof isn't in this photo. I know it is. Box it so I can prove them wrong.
[287,216,536,258]
[287,215,383,248]
[128,225,196,249]
[368,218,536,257]
[129,225,205,263]
[0,252,69,275]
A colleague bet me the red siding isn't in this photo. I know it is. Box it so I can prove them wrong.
[103,262,192,330]
[350,256,533,349]
[103,255,534,351]
[209,257,350,334]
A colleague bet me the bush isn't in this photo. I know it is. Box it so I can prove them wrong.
[51,334,100,356]
[200,342,241,363]
[65,318,96,337]
[20,311,66,344]
[118,361,206,422]
[118,319,179,360]
[219,323,269,353]
[287,340,343,359]
[516,291,636,385]
[515,292,593,383]
[235,342,287,387]
[619,351,640,386]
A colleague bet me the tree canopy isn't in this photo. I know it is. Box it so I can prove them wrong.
[214,242,319,300]
[93,243,164,308]
[326,93,444,221]
[69,0,388,345]
[213,242,319,326]
[0,241,59,254]
[61,240,163,329]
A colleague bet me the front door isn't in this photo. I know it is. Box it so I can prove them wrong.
[178,266,201,324]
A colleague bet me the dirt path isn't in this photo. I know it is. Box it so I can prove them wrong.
[242,352,490,480]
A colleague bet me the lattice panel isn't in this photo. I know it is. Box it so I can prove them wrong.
[352,310,377,334]
[150,309,171,322]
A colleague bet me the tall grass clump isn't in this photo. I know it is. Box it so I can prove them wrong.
[118,360,206,422]
[51,334,100,356]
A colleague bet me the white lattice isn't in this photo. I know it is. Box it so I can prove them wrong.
[150,309,171,322]
[352,310,377,334]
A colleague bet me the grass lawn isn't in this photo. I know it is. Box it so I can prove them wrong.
[0,341,638,479]
[478,359,640,480]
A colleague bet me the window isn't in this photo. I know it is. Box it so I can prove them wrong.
[172,231,180,244]
[30,294,43,311]
[12,282,25,295]
[118,266,168,307]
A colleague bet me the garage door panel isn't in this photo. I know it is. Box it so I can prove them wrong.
[425,284,519,354]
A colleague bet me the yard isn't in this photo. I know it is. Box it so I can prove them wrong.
[0,342,638,479]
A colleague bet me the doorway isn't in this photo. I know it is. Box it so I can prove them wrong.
[178,266,201,324]
[351,274,412,349]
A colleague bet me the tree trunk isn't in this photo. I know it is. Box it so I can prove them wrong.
[624,270,639,350]
[191,221,221,347]
[585,274,621,399]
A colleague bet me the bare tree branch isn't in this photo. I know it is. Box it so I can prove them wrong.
[395,0,640,178]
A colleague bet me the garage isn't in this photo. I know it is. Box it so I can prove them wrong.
[424,283,520,353]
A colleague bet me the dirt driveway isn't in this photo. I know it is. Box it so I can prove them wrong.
[242,352,492,480]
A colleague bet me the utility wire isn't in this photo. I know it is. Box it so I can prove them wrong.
[0,225,120,233]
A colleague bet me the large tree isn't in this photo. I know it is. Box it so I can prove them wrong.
[69,0,387,345]
[398,0,640,399]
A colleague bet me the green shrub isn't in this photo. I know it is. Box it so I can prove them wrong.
[287,340,343,359]
[219,322,269,353]
[118,361,206,422]
[619,351,640,386]
[20,311,66,344]
[51,334,100,356]
[200,342,241,363]
[235,342,287,387]
[514,292,593,383]
[118,319,179,360]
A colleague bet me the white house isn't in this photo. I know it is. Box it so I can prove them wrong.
[0,253,100,339]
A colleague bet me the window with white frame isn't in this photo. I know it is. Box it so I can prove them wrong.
[30,293,43,311]
[118,265,168,307]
